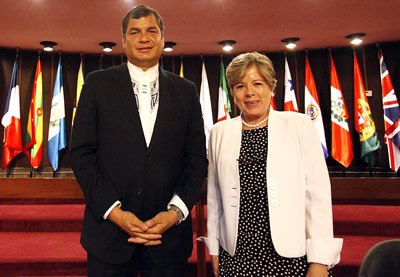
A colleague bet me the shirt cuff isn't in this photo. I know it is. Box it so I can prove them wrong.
[167,193,189,220]
[103,200,122,220]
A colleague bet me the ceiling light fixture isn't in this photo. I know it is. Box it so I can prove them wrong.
[40,41,57,52]
[218,40,236,52]
[99,42,116,52]
[345,33,366,45]
[281,37,300,49]
[164,41,176,52]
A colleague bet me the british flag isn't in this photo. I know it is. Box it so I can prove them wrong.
[380,51,400,171]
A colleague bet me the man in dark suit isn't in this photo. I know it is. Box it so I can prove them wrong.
[70,5,207,277]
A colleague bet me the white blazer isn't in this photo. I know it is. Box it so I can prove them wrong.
[198,109,343,268]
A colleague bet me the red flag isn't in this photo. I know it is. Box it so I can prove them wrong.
[330,56,353,167]
[24,58,43,169]
[270,97,277,110]
[354,53,380,166]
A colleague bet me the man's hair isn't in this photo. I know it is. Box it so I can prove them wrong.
[122,5,164,38]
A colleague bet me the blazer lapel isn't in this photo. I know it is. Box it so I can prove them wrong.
[148,68,172,152]
[111,63,147,148]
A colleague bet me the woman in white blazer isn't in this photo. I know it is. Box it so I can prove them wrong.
[198,52,342,276]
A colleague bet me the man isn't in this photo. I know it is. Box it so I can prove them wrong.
[70,5,207,277]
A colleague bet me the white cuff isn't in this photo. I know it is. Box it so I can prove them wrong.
[167,193,189,220]
[103,200,122,220]
[197,236,219,256]
[306,238,343,268]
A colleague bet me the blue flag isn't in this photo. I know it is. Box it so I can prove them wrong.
[48,57,67,171]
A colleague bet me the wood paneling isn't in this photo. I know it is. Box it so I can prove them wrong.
[0,178,83,199]
[1,177,398,204]
[331,177,400,205]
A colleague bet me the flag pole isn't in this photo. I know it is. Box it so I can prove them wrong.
[361,47,376,177]
[361,46,369,91]
[172,56,175,73]
[50,52,55,177]
[80,52,84,73]
[100,53,104,69]
[375,43,381,62]
[293,50,300,112]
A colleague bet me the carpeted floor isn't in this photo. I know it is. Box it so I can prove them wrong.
[0,204,399,276]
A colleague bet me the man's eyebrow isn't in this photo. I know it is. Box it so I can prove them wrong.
[128,27,140,32]
[127,26,159,32]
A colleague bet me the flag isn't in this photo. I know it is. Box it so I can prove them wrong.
[217,60,231,122]
[270,97,277,110]
[330,55,353,167]
[284,57,298,112]
[48,57,67,171]
[180,57,184,78]
[379,51,400,171]
[305,56,328,158]
[354,53,381,166]
[24,57,43,169]
[200,61,213,148]
[2,58,22,168]
[98,54,103,70]
[72,59,84,125]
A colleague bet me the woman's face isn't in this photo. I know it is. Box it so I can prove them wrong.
[233,65,273,122]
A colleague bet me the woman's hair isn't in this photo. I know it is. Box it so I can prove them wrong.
[226,52,277,95]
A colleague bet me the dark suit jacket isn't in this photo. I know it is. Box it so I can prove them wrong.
[70,63,207,265]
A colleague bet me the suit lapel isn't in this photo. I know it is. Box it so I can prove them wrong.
[148,68,172,152]
[111,63,147,148]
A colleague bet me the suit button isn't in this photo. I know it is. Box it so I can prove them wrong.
[270,183,277,190]
[271,191,278,198]
[147,155,151,160]
[137,188,143,195]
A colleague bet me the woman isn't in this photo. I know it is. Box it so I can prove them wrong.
[198,52,342,276]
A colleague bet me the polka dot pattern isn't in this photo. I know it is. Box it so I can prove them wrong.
[218,127,332,277]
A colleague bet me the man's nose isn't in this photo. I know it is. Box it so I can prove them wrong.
[139,32,150,42]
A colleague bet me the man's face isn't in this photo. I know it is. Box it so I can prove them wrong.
[122,14,164,71]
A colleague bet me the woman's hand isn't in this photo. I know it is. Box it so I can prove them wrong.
[210,255,219,276]
[306,263,329,277]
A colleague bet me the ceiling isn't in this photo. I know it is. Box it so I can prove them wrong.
[0,0,399,56]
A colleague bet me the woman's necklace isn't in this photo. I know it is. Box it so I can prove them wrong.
[241,114,269,128]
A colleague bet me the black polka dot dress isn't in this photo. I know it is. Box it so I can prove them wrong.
[218,127,332,277]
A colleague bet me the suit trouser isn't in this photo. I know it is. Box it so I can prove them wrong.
[87,248,187,277]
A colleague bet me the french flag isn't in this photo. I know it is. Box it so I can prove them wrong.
[2,58,22,168]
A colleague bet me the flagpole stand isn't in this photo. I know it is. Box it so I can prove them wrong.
[369,166,375,177]
[53,170,56,178]
[29,165,33,178]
